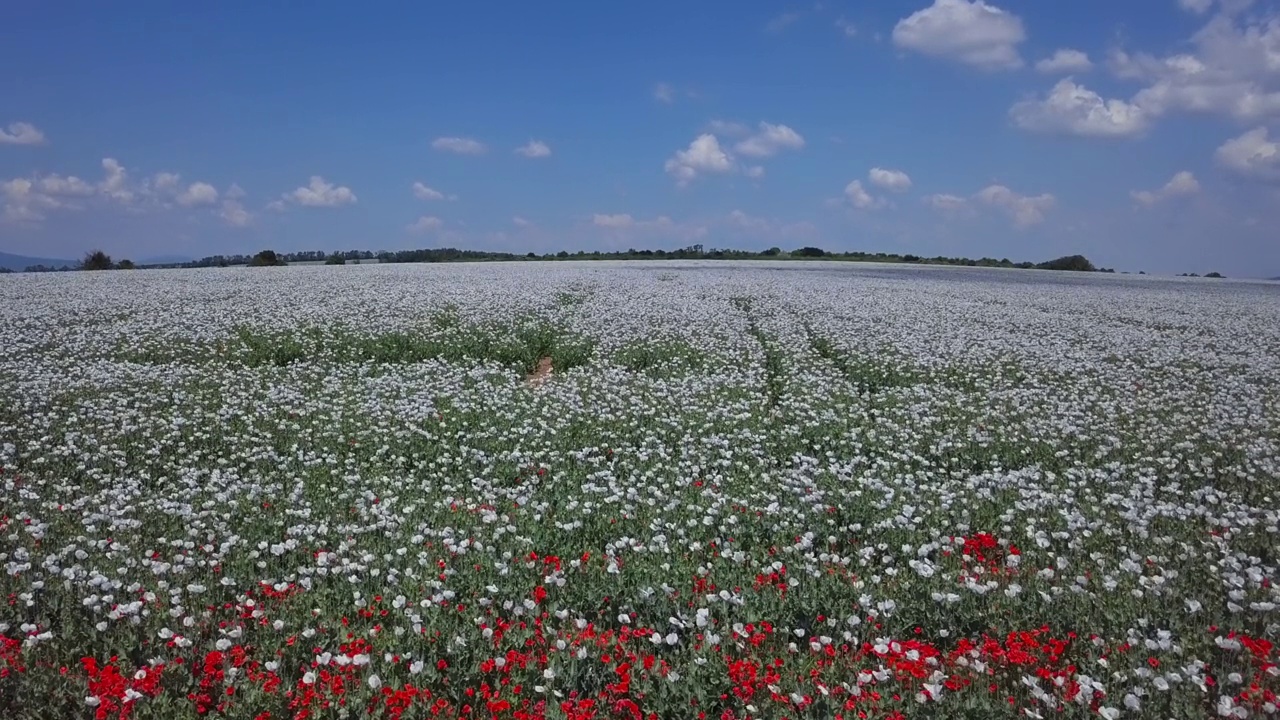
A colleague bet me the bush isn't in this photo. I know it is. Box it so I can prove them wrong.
[249,250,285,267]
[116,259,136,270]
[324,255,346,265]
[81,250,113,271]
[1036,254,1097,272]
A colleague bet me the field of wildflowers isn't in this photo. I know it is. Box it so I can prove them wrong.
[1,261,1278,719]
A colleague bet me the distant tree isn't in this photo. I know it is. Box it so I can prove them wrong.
[793,246,826,257]
[81,249,113,271]
[249,250,285,267]
[557,250,570,258]
[324,254,346,265]
[0,267,12,274]
[1036,255,1096,272]
[762,247,782,257]
[1205,271,1224,278]
[116,259,136,270]
[526,252,537,259]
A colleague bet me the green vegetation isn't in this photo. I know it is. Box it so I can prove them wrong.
[80,249,113,271]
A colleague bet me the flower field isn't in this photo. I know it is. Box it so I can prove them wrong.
[1,261,1278,719]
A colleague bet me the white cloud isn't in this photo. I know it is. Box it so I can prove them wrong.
[836,17,858,37]
[592,213,635,228]
[664,134,734,185]
[924,193,970,211]
[432,136,487,155]
[1010,79,1149,137]
[39,175,95,196]
[734,122,805,158]
[225,183,246,199]
[892,0,1026,70]
[515,140,552,158]
[1036,49,1093,74]
[0,121,45,146]
[746,165,766,179]
[844,180,885,209]
[975,184,1056,227]
[1113,13,1280,124]
[1131,170,1201,205]
[177,182,218,207]
[1179,0,1215,14]
[512,216,533,228]
[285,176,357,207]
[1,178,62,222]
[412,182,455,201]
[1215,126,1280,180]
[868,167,912,192]
[99,158,134,204]
[152,172,182,194]
[408,215,444,233]
[220,200,251,227]
[654,82,675,103]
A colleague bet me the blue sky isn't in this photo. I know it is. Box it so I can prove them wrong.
[2,0,1279,276]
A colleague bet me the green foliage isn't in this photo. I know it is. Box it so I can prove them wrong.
[1036,254,1097,272]
[614,339,709,374]
[81,249,113,271]
[793,246,825,257]
[324,254,346,265]
[115,259,136,270]
[137,316,599,376]
[249,250,285,267]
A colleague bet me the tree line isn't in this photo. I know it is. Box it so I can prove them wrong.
[3,246,1228,278]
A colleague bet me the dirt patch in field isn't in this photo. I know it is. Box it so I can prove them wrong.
[527,356,553,386]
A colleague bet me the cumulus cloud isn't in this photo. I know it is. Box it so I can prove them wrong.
[1131,171,1201,205]
[1010,79,1148,137]
[220,200,251,227]
[924,193,970,211]
[1036,49,1093,74]
[1,178,62,222]
[892,0,1026,70]
[706,120,751,137]
[745,165,766,179]
[432,136,487,155]
[177,182,218,207]
[844,180,885,209]
[515,140,552,158]
[734,122,806,158]
[408,215,444,233]
[664,134,734,185]
[39,175,95,196]
[975,184,1055,227]
[99,158,134,204]
[1215,126,1280,180]
[1179,0,1215,13]
[412,182,455,201]
[151,172,182,194]
[284,176,357,207]
[0,121,45,146]
[868,167,913,192]
[1111,13,1280,124]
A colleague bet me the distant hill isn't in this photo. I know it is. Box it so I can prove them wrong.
[0,251,76,271]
